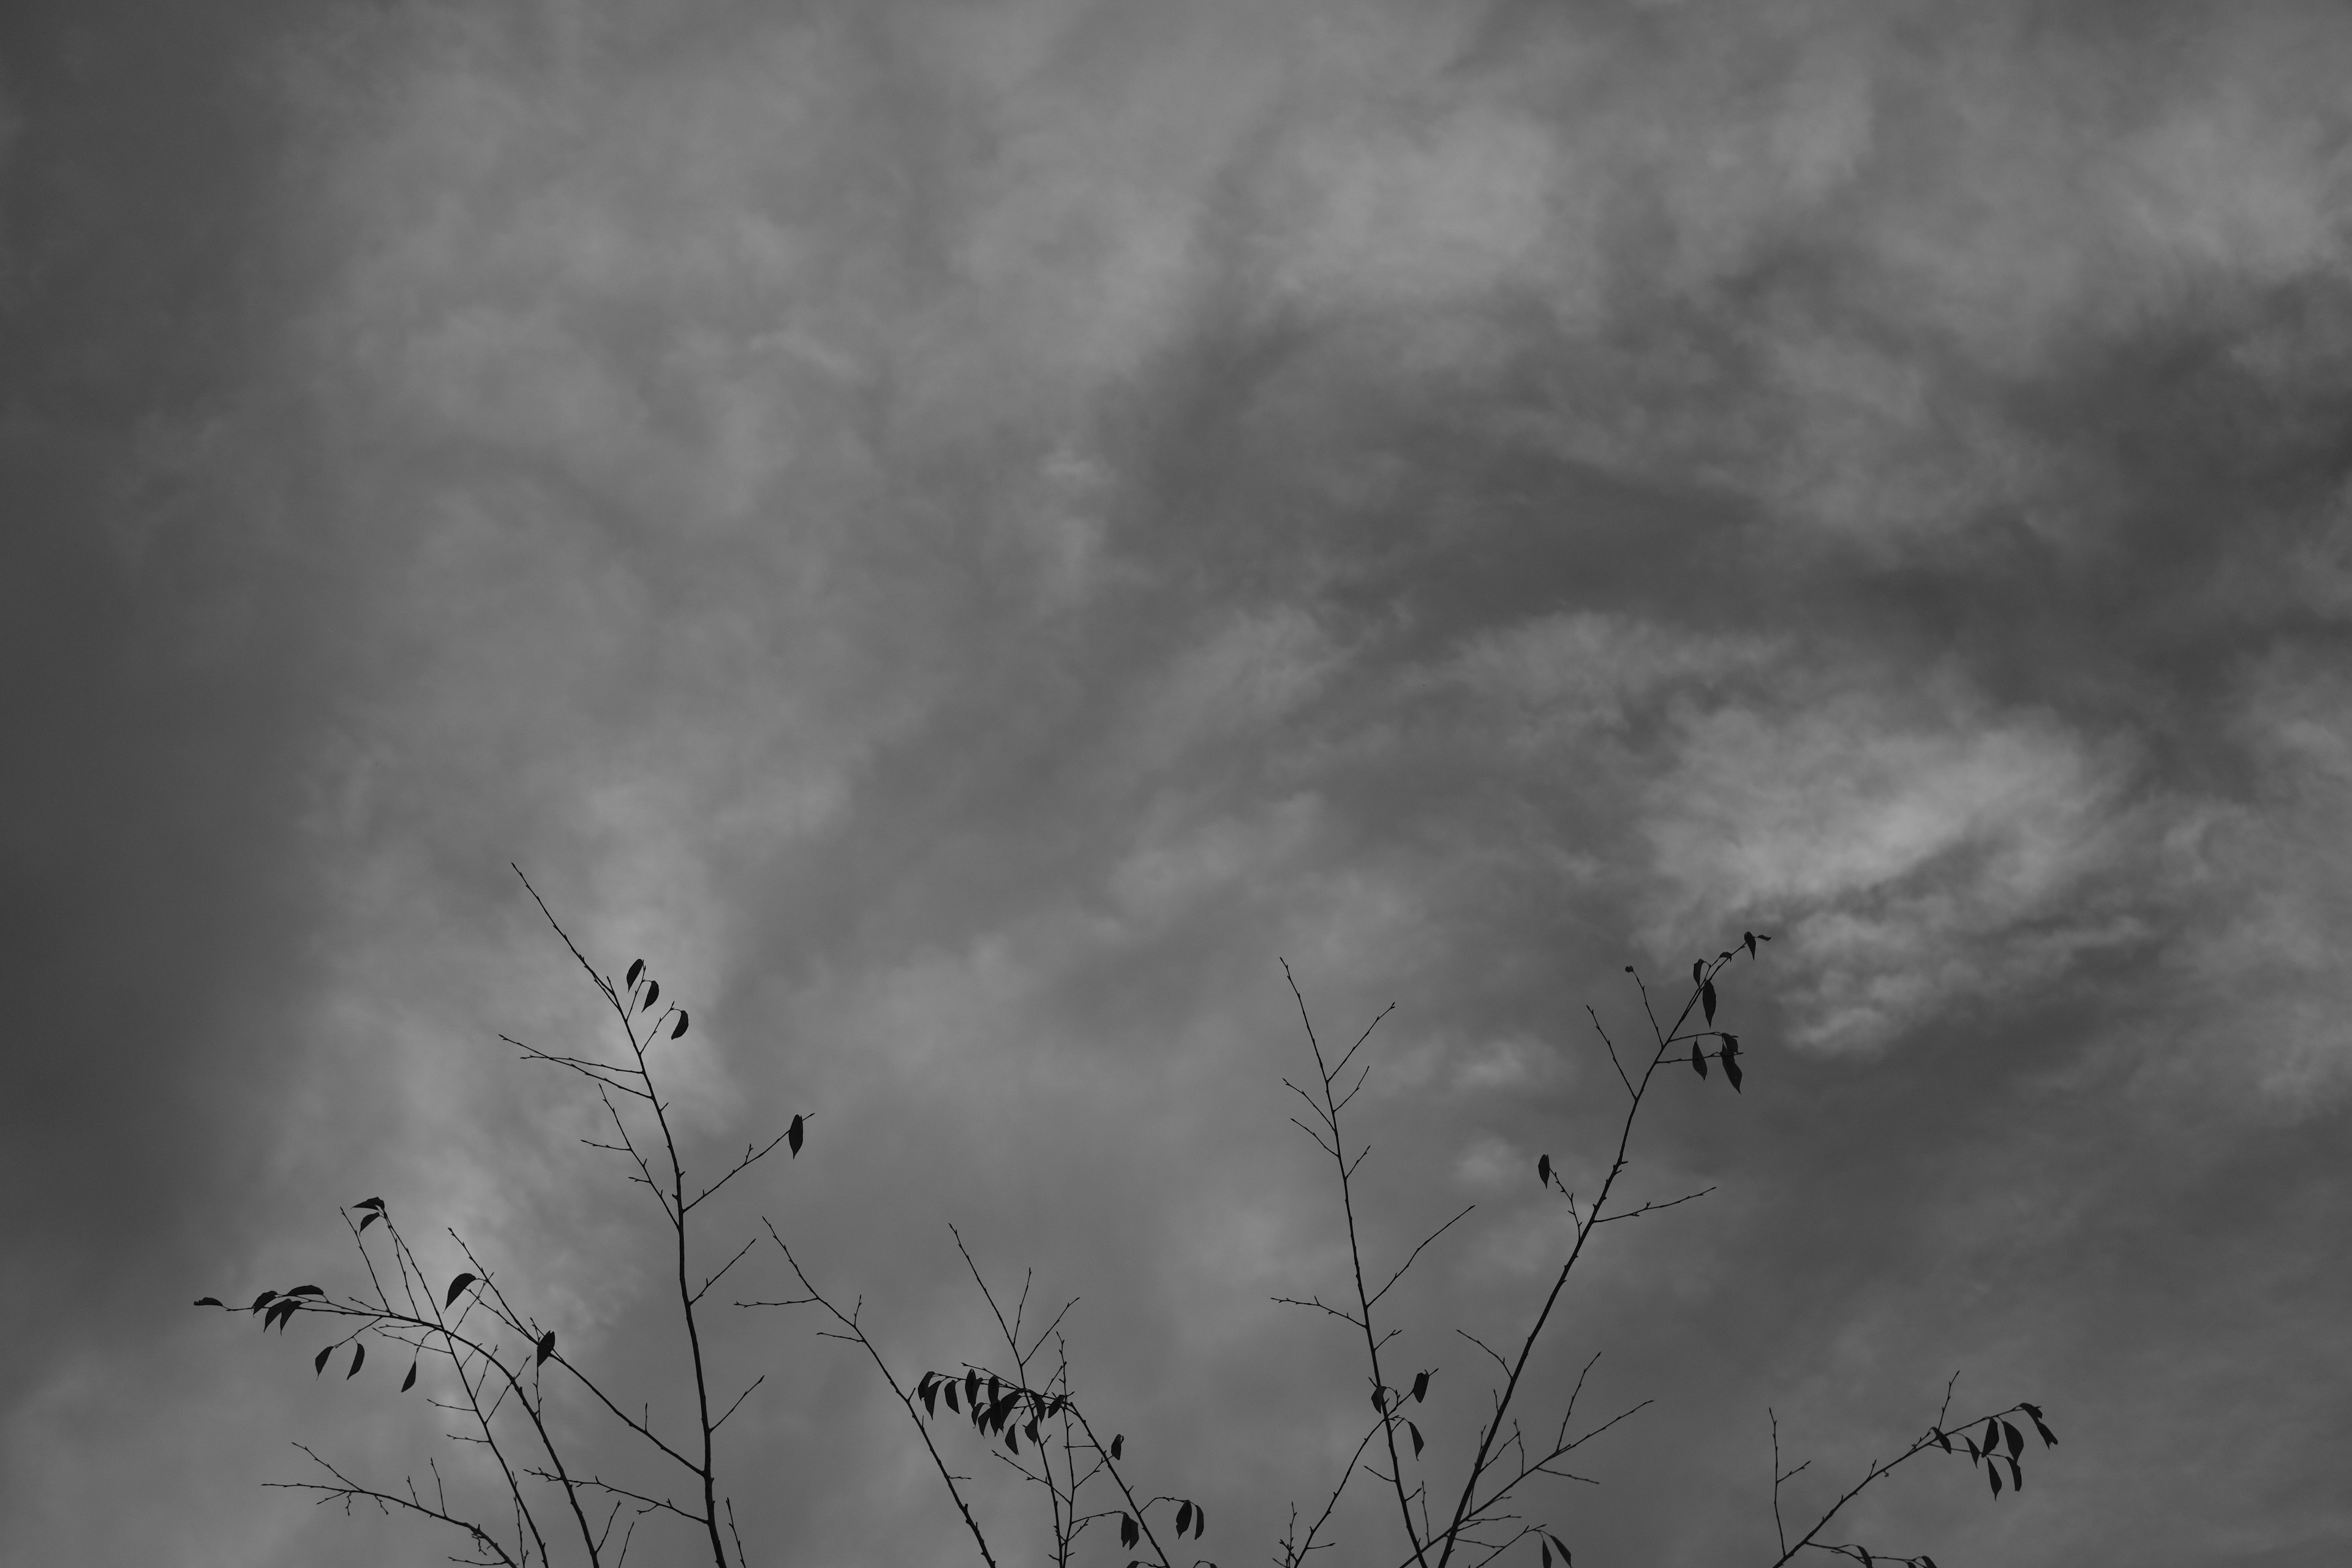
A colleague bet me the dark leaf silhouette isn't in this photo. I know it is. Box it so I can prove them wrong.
[1921,1558,1939,1568]
[1195,1503,1208,1538]
[1408,1420,1423,1457]
[627,959,644,988]
[1177,1500,1194,1536]
[1025,1418,1041,1445]
[921,1375,940,1415]
[1932,1427,1952,1453]
[1542,1543,1551,1568]
[788,1114,804,1156]
[1371,1384,1387,1410]
[1965,1434,1981,1464]
[314,1345,333,1375]
[1550,1532,1572,1564]
[1411,1370,1430,1403]
[1692,960,1704,986]
[288,1284,325,1298]
[2033,1418,2059,1447]
[194,1297,222,1307]
[250,1291,278,1313]
[2005,1455,2023,1491]
[1110,1433,1124,1461]
[401,1359,418,1392]
[1537,1154,1550,1188]
[671,1010,688,1039]
[944,1379,959,1413]
[1987,1461,2002,1497]
[1691,1041,1707,1079]
[966,1369,980,1408]
[358,1211,381,1232]
[346,1342,365,1378]
[1981,1418,1999,1459]
[445,1273,476,1307]
[265,1298,299,1332]
[2018,1401,2043,1420]
[537,1330,556,1366]
[354,1197,385,1212]
[1744,931,1757,959]
[1702,981,1717,1023]
[1006,1425,1017,1454]
[643,979,660,1011]
[1723,1055,1743,1092]
[1120,1512,1139,1548]
[2002,1419,2023,1459]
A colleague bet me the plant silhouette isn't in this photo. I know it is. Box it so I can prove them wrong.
[197,883,2056,1567]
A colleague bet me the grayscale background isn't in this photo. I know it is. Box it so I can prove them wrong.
[4,2,2346,1564]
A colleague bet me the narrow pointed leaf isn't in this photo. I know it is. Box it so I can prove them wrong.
[1932,1427,1951,1454]
[1412,1370,1429,1403]
[537,1330,556,1366]
[2018,1401,2042,1419]
[1692,960,1704,986]
[358,1210,381,1232]
[2002,1420,2023,1458]
[1408,1420,1423,1457]
[1702,980,1717,1023]
[2034,1419,2058,1447]
[1006,1425,1017,1453]
[944,1379,958,1412]
[1987,1462,2001,1497]
[315,1344,333,1375]
[627,959,644,988]
[2005,1455,2022,1491]
[1965,1435,1980,1464]
[1981,1419,1999,1457]
[194,1297,222,1308]
[346,1341,365,1378]
[965,1370,979,1408]
[402,1359,418,1392]
[1537,1154,1550,1188]
[1550,1533,1571,1564]
[1724,1056,1743,1091]
[1177,1501,1193,1536]
[1744,931,1757,959]
[250,1291,278,1314]
[1195,1504,1207,1539]
[355,1197,385,1212]
[671,1010,688,1039]
[1691,1041,1706,1079]
[642,979,659,1011]
[1543,1544,1552,1568]
[288,1285,325,1298]
[788,1114,804,1156]
[445,1273,477,1308]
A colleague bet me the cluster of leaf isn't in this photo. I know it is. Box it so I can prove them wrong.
[1932,1404,2059,1499]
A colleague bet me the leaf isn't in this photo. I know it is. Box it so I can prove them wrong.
[1964,1434,1980,1464]
[1981,1418,1999,1458]
[1194,1504,1207,1539]
[1932,1427,1952,1454]
[1025,1419,1041,1444]
[288,1285,325,1298]
[1412,1370,1430,1403]
[1692,960,1704,986]
[194,1297,222,1308]
[358,1211,381,1232]
[1110,1433,1124,1461]
[1537,1154,1550,1188]
[627,959,644,988]
[346,1341,366,1378]
[2002,1420,2023,1459]
[788,1114,804,1156]
[445,1273,477,1308]
[1744,932,1757,959]
[537,1330,556,1366]
[1691,1041,1707,1079]
[1550,1533,1572,1564]
[1408,1421,1423,1457]
[265,1298,299,1332]
[2005,1455,2022,1492]
[402,1360,418,1392]
[643,979,660,1012]
[672,1011,689,1039]
[250,1291,279,1314]
[1987,1461,2001,1498]
[1006,1425,1017,1454]
[1120,1513,1139,1548]
[2033,1418,2059,1447]
[315,1345,333,1375]
[1543,1544,1551,1568]
[1723,1056,1743,1092]
[966,1370,980,1408]
[1702,981,1717,1023]
[2018,1401,2043,1420]
[944,1379,958,1412]
[355,1197,385,1212]
[1177,1501,1194,1536]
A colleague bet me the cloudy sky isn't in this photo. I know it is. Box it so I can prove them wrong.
[4,1,2349,1564]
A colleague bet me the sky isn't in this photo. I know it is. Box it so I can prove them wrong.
[3,1,2348,1564]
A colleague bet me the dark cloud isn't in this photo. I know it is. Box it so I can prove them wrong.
[4,2,2348,1565]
